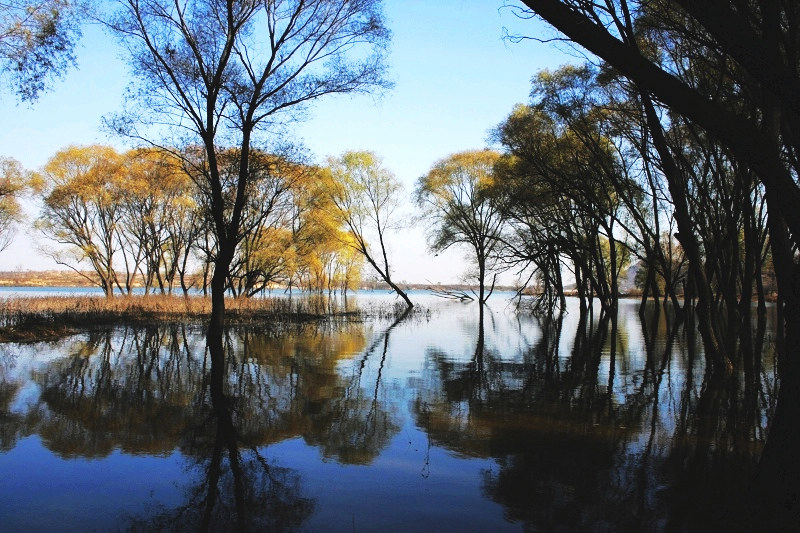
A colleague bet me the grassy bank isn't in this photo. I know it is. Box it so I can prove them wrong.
[0,294,367,343]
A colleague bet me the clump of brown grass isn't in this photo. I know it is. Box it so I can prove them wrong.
[0,295,206,327]
[0,294,429,343]
[0,294,366,342]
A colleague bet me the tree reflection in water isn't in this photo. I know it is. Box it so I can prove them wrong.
[126,324,316,531]
[413,302,778,530]
[0,298,783,530]
[2,313,409,530]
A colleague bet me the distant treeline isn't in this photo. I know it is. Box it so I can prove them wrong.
[0,270,526,295]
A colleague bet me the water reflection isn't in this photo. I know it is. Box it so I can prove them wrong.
[35,328,204,458]
[0,298,782,530]
[0,314,409,530]
[141,324,316,532]
[13,320,406,459]
[413,302,777,530]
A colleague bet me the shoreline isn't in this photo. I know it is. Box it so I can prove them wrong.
[0,269,521,293]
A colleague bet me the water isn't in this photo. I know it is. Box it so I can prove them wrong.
[0,294,779,531]
[0,286,113,298]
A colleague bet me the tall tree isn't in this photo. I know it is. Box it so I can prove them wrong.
[327,150,412,308]
[107,0,390,329]
[415,150,505,305]
[493,68,633,314]
[37,145,124,297]
[0,0,83,100]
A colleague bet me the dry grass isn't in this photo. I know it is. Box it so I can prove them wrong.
[0,294,362,342]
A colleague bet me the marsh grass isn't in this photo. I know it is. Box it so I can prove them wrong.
[0,294,427,342]
[0,294,354,342]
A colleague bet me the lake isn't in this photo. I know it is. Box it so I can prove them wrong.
[0,292,779,531]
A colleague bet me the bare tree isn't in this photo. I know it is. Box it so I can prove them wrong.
[106,0,390,328]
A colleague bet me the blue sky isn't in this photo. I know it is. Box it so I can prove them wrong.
[0,1,575,284]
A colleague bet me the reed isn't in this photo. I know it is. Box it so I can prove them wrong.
[0,294,366,342]
[0,293,431,343]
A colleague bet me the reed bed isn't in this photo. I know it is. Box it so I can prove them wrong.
[0,294,369,342]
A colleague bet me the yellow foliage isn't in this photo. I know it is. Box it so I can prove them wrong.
[419,149,501,201]
[41,145,126,207]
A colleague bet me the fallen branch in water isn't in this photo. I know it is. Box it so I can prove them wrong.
[427,286,474,302]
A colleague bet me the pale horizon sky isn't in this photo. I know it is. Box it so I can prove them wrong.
[0,1,575,285]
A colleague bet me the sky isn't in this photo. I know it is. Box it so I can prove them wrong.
[0,1,576,284]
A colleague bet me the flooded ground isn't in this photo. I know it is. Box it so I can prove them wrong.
[0,294,778,531]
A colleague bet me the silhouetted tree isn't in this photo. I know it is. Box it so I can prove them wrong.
[511,0,799,524]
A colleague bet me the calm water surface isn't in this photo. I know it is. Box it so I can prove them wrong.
[0,293,778,531]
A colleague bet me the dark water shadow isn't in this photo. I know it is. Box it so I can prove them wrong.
[412,302,779,530]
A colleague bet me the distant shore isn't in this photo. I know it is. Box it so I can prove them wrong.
[0,270,521,293]
[0,270,109,287]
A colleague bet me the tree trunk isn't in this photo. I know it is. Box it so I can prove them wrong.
[607,222,619,313]
[639,257,654,315]
[641,94,730,372]
[478,253,486,305]
[361,249,413,308]
[575,261,587,313]
[210,240,235,331]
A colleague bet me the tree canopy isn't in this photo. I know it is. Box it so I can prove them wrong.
[327,150,412,307]
[415,149,504,304]
[0,0,83,100]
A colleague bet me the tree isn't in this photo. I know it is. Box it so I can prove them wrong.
[493,84,632,314]
[106,0,390,330]
[415,150,505,305]
[117,147,197,294]
[511,0,799,522]
[221,150,301,297]
[327,151,413,308]
[37,145,124,297]
[286,163,354,293]
[0,0,83,101]
[0,156,31,251]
